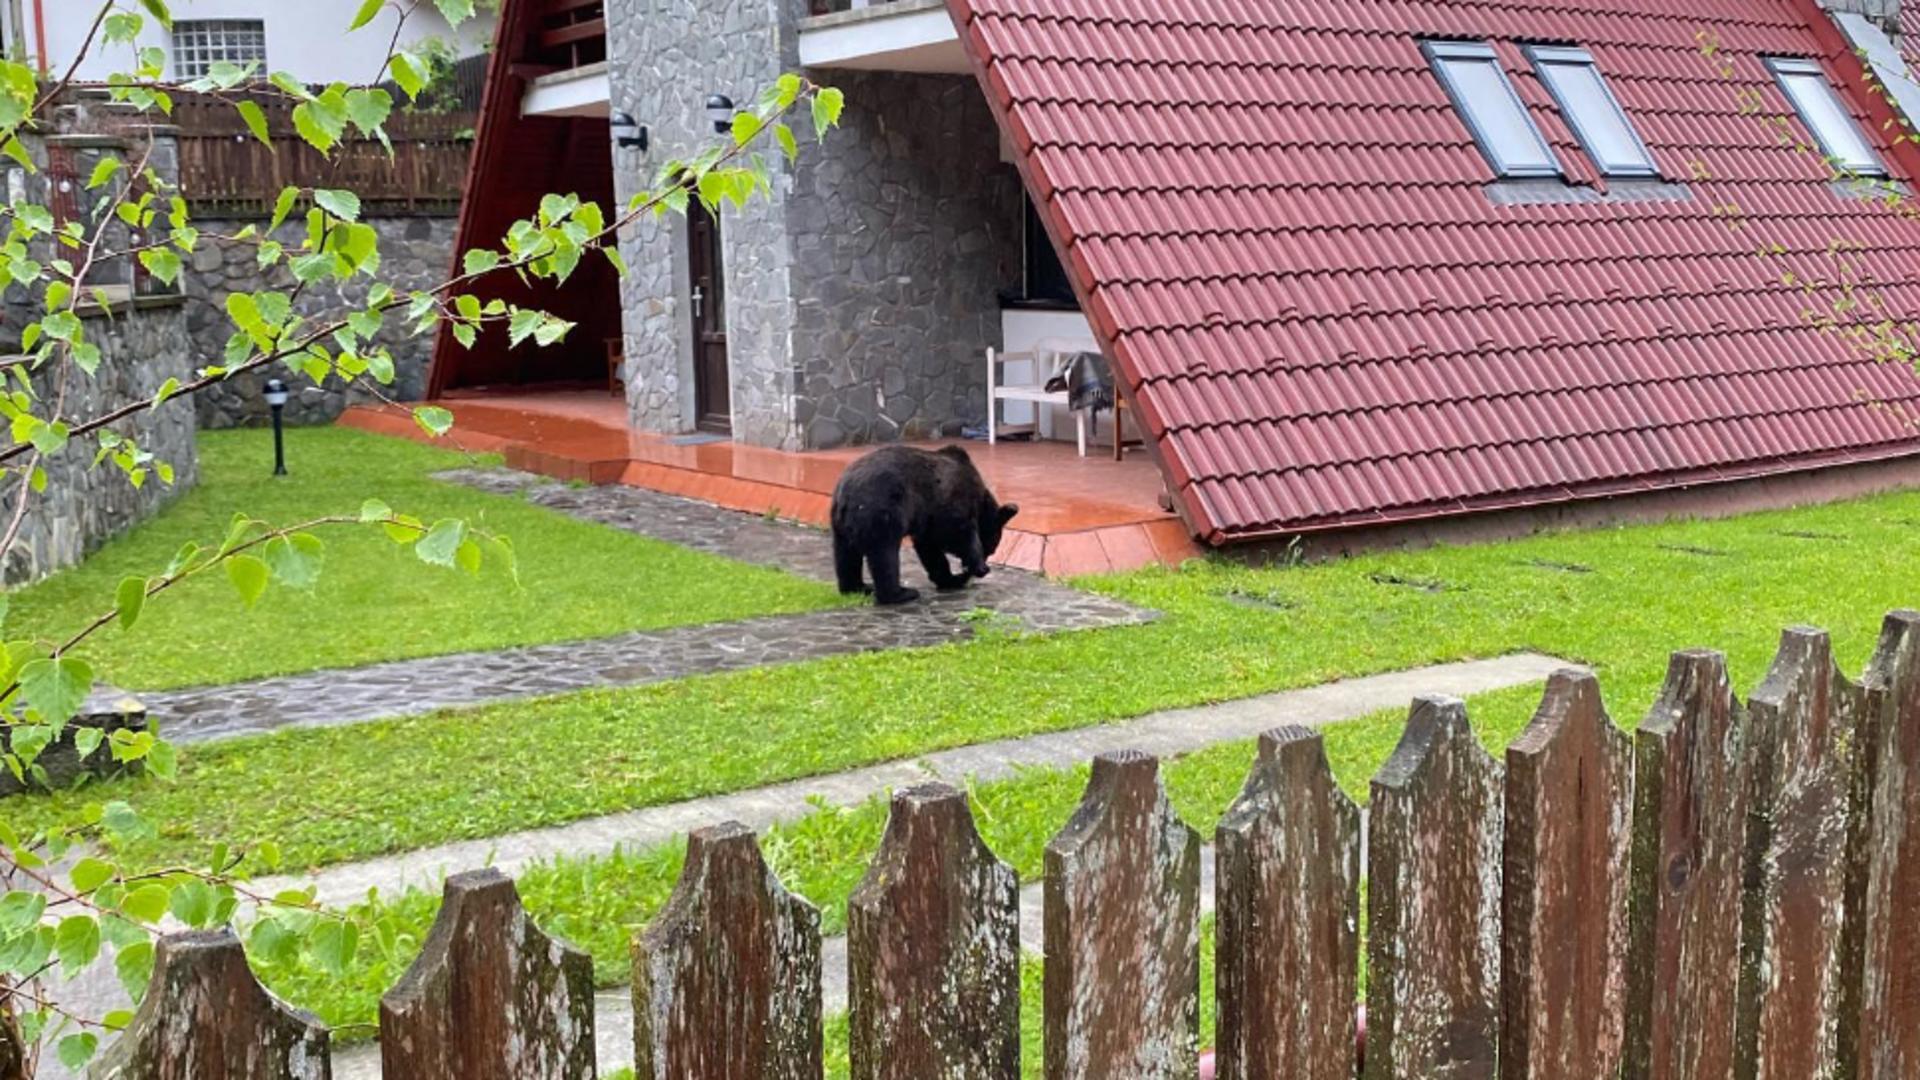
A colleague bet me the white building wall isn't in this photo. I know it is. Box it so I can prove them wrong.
[20,0,491,85]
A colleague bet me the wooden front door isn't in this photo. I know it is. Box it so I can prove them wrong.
[688,201,731,433]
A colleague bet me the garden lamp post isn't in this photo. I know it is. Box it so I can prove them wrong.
[263,378,289,476]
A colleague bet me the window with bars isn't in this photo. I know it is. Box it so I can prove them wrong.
[170,20,267,81]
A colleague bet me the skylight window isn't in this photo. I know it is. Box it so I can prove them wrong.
[1767,57,1888,177]
[1527,46,1658,176]
[1424,40,1560,178]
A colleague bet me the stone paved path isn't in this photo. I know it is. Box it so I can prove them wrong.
[261,652,1567,907]
[139,469,1151,743]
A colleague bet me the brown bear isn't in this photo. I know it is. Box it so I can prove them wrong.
[829,445,1019,605]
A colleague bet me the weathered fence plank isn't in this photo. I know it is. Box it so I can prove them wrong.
[1858,610,1920,1080]
[633,821,822,1080]
[90,928,329,1079]
[1366,695,1504,1080]
[1623,650,1747,1080]
[1502,669,1632,1080]
[848,781,1020,1080]
[380,868,595,1080]
[1215,726,1361,1080]
[1735,629,1861,1079]
[1044,750,1201,1080]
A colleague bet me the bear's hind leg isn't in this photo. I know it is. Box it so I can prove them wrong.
[833,530,870,594]
[867,543,920,605]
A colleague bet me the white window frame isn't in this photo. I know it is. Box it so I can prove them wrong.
[1765,57,1888,178]
[170,19,267,81]
[1423,39,1561,179]
[1525,45,1659,177]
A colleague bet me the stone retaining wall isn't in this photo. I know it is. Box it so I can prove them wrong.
[189,215,457,428]
[0,107,200,584]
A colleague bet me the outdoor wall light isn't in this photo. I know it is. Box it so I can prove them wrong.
[610,110,648,151]
[263,378,289,477]
[706,94,736,135]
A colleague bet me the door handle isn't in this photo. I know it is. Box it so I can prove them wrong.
[691,286,704,321]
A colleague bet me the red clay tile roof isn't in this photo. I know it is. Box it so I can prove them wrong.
[947,0,1920,543]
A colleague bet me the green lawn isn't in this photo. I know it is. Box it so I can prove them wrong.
[13,481,1915,873]
[116,482,1904,1041]
[6,427,844,689]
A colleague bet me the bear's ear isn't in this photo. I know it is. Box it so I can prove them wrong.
[997,503,1019,524]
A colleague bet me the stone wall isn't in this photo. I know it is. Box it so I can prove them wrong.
[1817,0,1902,32]
[0,106,199,584]
[606,0,800,446]
[604,0,1022,450]
[787,71,1018,446]
[189,215,457,428]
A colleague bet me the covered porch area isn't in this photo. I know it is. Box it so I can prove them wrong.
[340,392,1199,576]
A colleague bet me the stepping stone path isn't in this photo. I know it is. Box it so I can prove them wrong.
[137,468,1153,743]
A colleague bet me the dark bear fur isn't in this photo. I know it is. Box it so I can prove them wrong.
[830,445,1019,605]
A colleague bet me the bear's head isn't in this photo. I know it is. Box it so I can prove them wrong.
[971,503,1020,577]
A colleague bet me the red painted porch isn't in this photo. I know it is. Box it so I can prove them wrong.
[339,391,1202,576]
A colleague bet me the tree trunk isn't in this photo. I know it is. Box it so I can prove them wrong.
[0,979,28,1080]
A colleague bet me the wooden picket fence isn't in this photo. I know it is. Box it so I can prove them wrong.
[83,611,1920,1079]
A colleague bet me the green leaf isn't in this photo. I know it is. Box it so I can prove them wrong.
[268,185,299,232]
[349,0,385,30]
[309,919,358,976]
[137,0,172,29]
[344,88,392,136]
[103,1010,134,1032]
[264,533,323,590]
[602,246,629,277]
[56,1033,98,1071]
[314,188,361,222]
[19,655,92,725]
[455,537,483,575]
[390,52,427,100]
[0,890,44,936]
[451,322,477,348]
[235,100,271,147]
[414,518,465,567]
[86,155,124,189]
[121,884,168,924]
[462,248,500,275]
[69,857,115,895]
[291,102,340,153]
[168,880,215,928]
[812,87,845,139]
[775,122,799,163]
[249,917,300,966]
[138,247,181,286]
[115,576,147,630]
[731,111,765,147]
[55,915,101,976]
[413,404,454,437]
[72,725,102,761]
[100,801,154,841]
[225,554,270,607]
[115,939,154,1000]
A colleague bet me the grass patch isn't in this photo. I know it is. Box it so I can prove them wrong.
[7,427,844,689]
[14,484,1917,872]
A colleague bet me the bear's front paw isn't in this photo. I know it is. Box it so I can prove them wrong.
[934,576,971,592]
[875,586,922,606]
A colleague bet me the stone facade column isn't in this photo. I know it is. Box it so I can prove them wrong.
[604,0,804,447]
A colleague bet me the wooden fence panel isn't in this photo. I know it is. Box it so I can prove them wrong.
[1734,629,1861,1079]
[847,782,1020,1080]
[1366,695,1504,1080]
[89,928,328,1079]
[1858,610,1920,1079]
[1501,669,1632,1080]
[380,868,595,1080]
[1043,750,1201,1080]
[1214,726,1361,1080]
[633,821,822,1080]
[1623,650,1747,1080]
